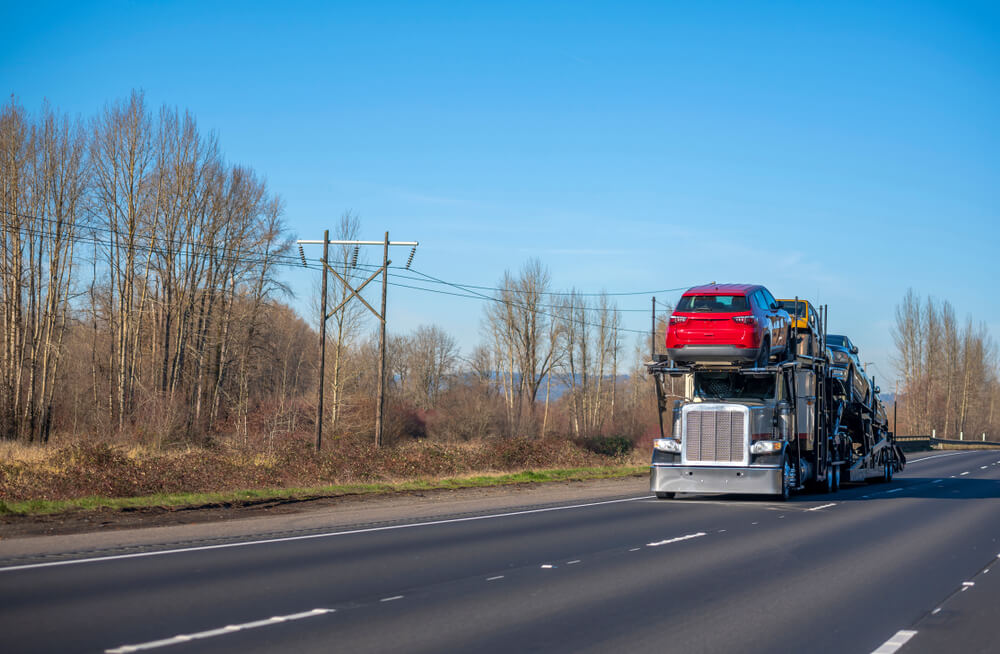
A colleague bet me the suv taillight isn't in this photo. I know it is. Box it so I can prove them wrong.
[733,315,756,326]
[669,315,687,325]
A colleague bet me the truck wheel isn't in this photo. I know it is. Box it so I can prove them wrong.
[883,460,893,483]
[779,456,792,501]
[832,465,841,491]
[655,491,675,500]
[823,467,834,494]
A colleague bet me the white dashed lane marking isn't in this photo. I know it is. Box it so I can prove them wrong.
[486,575,504,581]
[960,471,970,476]
[380,595,404,602]
[808,503,836,511]
[871,629,917,654]
[647,532,706,547]
[105,608,334,653]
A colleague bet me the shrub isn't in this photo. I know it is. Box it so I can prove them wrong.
[580,435,634,458]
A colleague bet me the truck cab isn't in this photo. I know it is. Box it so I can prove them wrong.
[652,366,817,499]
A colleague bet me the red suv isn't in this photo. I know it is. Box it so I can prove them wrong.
[665,284,791,367]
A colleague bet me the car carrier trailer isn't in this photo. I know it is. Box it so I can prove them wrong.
[647,305,905,500]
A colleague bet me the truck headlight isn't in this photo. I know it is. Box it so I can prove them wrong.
[831,368,848,380]
[653,438,682,453]
[751,440,783,455]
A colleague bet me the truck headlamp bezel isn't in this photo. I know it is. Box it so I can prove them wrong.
[750,440,784,455]
[653,438,682,454]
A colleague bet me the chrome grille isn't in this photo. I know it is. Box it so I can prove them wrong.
[685,407,746,464]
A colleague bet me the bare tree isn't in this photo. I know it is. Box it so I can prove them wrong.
[401,324,458,409]
[557,291,621,437]
[325,211,369,435]
[483,258,559,436]
[0,100,86,442]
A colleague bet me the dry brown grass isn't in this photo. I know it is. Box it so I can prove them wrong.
[0,435,647,503]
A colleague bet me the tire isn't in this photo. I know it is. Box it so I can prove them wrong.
[832,465,841,491]
[755,338,770,368]
[883,460,893,483]
[778,455,792,501]
[781,328,793,362]
[823,466,834,494]
[655,491,675,500]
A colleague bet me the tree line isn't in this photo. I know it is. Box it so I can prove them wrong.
[1,92,300,443]
[1,92,659,448]
[894,289,998,439]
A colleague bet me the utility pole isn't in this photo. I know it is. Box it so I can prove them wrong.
[894,379,898,436]
[374,232,389,448]
[299,231,418,450]
[316,230,329,452]
[650,297,656,360]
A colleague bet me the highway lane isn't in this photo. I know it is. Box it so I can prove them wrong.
[1,450,998,653]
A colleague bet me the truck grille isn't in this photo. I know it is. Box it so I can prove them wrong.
[685,408,747,464]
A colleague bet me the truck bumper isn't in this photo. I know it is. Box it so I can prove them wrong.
[666,345,759,364]
[651,464,783,496]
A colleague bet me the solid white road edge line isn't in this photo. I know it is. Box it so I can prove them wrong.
[871,629,917,654]
[0,495,654,573]
[105,608,333,653]
[647,532,706,547]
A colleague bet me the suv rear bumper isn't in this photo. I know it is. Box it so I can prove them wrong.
[667,345,759,364]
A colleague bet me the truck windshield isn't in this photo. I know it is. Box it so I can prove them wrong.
[676,294,748,312]
[694,371,776,400]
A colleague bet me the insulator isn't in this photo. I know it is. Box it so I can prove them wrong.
[298,245,307,267]
[405,246,416,269]
[351,245,359,268]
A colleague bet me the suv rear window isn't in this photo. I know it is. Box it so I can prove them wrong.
[676,294,749,313]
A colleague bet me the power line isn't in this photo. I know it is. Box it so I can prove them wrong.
[3,209,699,302]
[3,208,686,334]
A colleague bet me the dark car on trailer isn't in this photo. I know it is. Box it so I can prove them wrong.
[826,334,870,403]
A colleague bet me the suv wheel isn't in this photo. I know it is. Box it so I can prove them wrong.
[755,338,770,368]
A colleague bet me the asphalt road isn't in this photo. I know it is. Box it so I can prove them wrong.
[1,450,998,654]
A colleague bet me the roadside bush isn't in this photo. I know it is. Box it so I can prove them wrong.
[0,432,645,502]
[579,435,634,458]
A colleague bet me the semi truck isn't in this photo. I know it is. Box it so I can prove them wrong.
[648,303,904,500]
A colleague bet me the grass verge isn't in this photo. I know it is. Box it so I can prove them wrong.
[0,464,647,517]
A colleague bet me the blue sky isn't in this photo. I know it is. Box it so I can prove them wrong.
[3,0,998,381]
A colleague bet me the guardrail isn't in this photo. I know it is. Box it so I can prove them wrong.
[929,436,1000,448]
[894,435,1000,450]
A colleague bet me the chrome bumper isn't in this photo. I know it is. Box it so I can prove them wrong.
[650,464,783,495]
